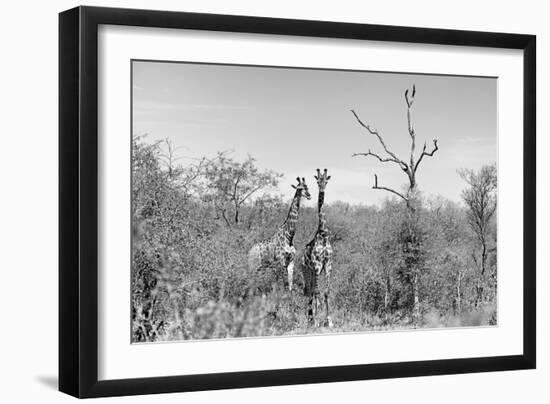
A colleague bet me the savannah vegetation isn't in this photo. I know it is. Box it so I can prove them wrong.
[131,86,497,343]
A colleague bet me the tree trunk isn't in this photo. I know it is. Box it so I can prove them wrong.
[481,242,487,275]
[384,272,391,312]
[475,241,488,307]
[407,191,421,326]
[475,284,484,308]
[221,209,232,227]
[456,270,462,314]
[412,271,420,326]
[473,232,489,307]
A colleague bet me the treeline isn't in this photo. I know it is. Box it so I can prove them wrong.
[131,136,497,342]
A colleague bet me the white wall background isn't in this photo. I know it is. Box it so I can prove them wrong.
[0,0,545,402]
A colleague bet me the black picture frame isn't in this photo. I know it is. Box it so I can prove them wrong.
[59,5,536,398]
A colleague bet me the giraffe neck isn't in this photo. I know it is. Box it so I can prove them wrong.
[317,190,328,235]
[282,190,301,243]
[317,189,325,213]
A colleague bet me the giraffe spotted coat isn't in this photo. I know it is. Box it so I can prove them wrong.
[302,169,333,327]
[248,177,311,291]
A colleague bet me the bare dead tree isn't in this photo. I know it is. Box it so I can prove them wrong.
[351,85,438,208]
[351,84,439,325]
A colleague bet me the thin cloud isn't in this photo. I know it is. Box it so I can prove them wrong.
[133,100,255,112]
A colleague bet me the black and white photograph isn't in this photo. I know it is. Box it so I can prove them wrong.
[131,60,498,342]
[0,0,544,401]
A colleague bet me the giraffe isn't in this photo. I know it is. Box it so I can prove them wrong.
[302,168,333,327]
[248,177,311,292]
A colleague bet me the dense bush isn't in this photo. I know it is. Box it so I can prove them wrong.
[131,137,497,342]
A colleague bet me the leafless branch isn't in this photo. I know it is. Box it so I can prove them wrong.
[183,158,206,186]
[414,139,439,173]
[350,110,407,170]
[406,86,416,169]
[352,150,400,164]
[404,84,416,108]
[352,85,439,206]
[159,138,186,176]
[233,173,242,200]
[221,209,232,228]
[238,184,265,205]
[372,174,408,203]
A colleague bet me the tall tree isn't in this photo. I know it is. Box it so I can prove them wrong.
[351,85,439,325]
[458,163,497,306]
[204,153,282,225]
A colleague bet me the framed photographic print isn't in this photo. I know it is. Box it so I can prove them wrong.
[59,6,536,398]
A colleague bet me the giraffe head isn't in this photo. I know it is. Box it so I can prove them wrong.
[291,177,311,200]
[314,168,331,192]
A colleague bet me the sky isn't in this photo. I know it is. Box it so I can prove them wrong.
[132,60,497,207]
